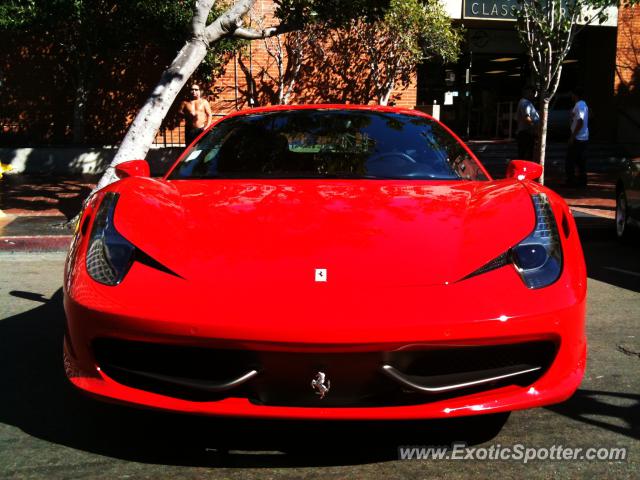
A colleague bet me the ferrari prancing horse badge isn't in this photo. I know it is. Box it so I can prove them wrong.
[311,371,330,398]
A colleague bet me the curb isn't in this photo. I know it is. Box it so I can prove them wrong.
[0,235,71,252]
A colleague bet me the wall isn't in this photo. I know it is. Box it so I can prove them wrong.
[0,147,182,176]
[615,4,640,150]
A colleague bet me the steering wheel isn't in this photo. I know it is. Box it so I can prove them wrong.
[366,152,417,165]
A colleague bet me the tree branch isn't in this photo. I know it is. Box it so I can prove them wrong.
[191,0,215,36]
[205,0,256,43]
[231,25,281,39]
[204,0,294,43]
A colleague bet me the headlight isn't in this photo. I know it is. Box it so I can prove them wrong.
[463,193,563,289]
[511,194,562,288]
[86,192,135,286]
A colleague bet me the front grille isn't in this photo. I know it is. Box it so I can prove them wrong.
[93,339,259,401]
[93,338,558,406]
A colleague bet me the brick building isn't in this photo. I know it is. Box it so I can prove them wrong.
[206,0,418,114]
[614,4,640,147]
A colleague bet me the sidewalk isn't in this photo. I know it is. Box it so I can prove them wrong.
[0,175,97,252]
[0,171,617,252]
[547,174,616,220]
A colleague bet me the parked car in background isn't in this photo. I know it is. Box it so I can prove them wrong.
[616,156,640,240]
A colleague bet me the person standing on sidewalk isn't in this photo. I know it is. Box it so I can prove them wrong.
[516,86,539,161]
[181,83,213,146]
[565,87,589,187]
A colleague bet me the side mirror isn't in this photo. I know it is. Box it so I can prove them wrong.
[115,160,150,179]
[506,160,543,181]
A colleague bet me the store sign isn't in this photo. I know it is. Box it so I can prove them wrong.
[464,0,519,20]
[463,0,572,21]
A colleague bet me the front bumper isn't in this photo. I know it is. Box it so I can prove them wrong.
[63,187,587,419]
[63,280,586,420]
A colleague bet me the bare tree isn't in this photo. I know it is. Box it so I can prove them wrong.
[233,12,318,108]
[262,28,310,104]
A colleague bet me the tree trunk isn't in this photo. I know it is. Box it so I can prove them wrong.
[378,89,390,106]
[92,38,209,191]
[236,56,259,109]
[378,78,394,106]
[535,96,550,185]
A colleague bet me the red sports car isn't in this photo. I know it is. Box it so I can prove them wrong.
[63,105,587,420]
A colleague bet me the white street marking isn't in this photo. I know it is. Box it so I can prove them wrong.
[604,267,640,278]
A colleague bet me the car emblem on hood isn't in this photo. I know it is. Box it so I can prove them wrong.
[311,371,330,399]
[315,268,327,282]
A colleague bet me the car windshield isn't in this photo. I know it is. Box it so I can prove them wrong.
[168,109,487,181]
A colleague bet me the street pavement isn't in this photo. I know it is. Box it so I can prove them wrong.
[0,218,638,479]
[0,146,637,477]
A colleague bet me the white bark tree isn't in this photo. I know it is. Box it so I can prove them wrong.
[262,29,309,105]
[516,0,617,184]
[93,0,286,192]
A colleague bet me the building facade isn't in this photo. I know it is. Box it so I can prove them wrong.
[417,0,621,141]
[0,0,638,147]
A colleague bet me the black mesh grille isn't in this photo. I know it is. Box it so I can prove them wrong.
[93,338,558,406]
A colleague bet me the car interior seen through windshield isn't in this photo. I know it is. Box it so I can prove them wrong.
[169,109,487,181]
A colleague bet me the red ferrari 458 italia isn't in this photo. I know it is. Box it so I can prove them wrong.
[63,105,587,420]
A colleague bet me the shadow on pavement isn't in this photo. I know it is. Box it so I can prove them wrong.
[576,218,640,293]
[546,389,640,441]
[1,289,509,468]
[0,177,94,219]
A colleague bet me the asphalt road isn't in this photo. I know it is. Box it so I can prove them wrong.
[0,220,638,479]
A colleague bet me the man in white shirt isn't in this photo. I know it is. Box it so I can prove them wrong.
[565,87,589,187]
[516,86,540,161]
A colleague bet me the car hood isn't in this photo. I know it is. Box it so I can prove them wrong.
[113,178,535,289]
